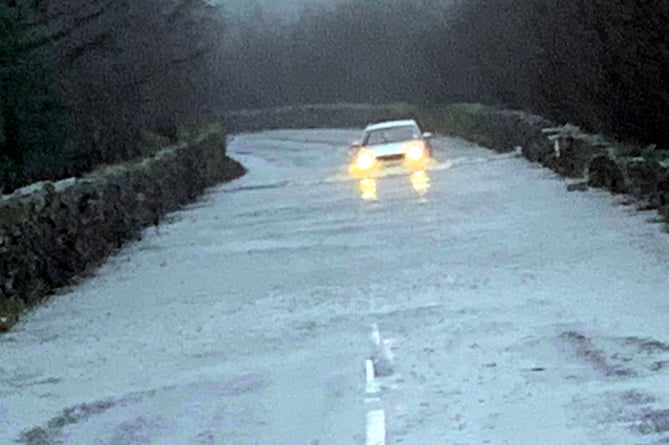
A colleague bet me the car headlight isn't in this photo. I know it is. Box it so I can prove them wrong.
[406,143,425,161]
[356,151,375,170]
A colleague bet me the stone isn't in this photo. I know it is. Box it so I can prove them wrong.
[567,181,588,192]
[0,126,243,321]
[0,314,18,332]
[588,154,629,193]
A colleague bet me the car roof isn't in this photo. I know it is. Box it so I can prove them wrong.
[364,119,419,132]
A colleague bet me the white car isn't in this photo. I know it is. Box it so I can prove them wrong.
[349,119,433,175]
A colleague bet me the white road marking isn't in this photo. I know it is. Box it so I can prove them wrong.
[371,323,381,347]
[366,359,379,395]
[366,410,386,445]
[365,325,387,445]
[383,338,395,362]
[370,323,394,377]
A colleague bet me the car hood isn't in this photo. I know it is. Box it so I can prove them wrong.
[367,141,412,158]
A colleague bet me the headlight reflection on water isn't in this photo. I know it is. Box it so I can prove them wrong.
[358,177,377,201]
[357,170,430,201]
[410,170,430,196]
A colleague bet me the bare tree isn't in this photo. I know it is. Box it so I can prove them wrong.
[41,0,227,166]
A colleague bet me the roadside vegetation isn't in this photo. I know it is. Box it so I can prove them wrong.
[0,0,668,329]
[223,0,668,150]
[0,0,227,193]
[1,0,667,191]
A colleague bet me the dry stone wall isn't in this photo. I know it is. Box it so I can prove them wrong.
[1,104,666,332]
[431,105,669,223]
[0,127,245,331]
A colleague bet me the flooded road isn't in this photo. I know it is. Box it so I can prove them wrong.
[2,129,669,444]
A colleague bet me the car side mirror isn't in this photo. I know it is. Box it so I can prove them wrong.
[350,141,362,149]
[422,132,434,139]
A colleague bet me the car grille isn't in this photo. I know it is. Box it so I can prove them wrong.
[377,154,405,161]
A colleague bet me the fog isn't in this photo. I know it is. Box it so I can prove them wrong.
[2,1,669,444]
[2,0,668,192]
[213,0,337,21]
[217,0,669,147]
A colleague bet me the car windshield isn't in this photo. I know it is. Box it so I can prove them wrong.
[365,126,419,145]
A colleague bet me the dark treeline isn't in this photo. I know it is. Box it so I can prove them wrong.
[1,0,226,192]
[2,0,668,192]
[222,0,669,147]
